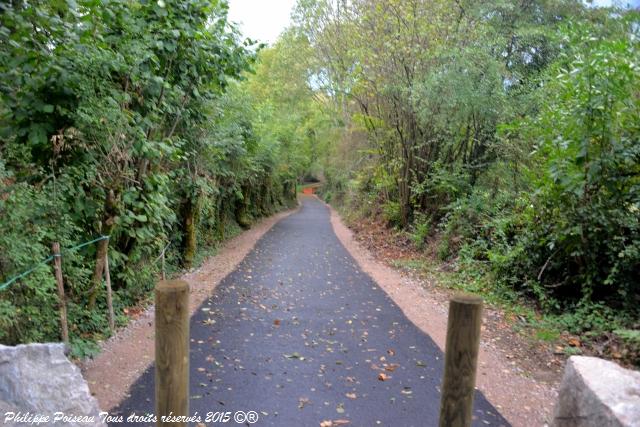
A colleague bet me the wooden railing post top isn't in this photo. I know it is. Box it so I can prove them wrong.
[156,280,189,293]
[450,293,483,306]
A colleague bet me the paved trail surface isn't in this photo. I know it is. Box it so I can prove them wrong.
[113,197,509,426]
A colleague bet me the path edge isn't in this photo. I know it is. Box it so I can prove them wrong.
[320,195,556,427]
[81,202,300,411]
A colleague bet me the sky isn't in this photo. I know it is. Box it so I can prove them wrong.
[591,0,640,6]
[227,0,297,45]
[226,0,638,46]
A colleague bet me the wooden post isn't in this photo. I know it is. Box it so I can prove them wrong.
[161,250,166,281]
[439,294,483,427]
[155,280,190,427]
[104,250,115,332]
[52,242,69,345]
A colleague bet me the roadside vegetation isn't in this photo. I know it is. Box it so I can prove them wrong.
[1,0,638,365]
[289,1,639,366]
[0,0,327,356]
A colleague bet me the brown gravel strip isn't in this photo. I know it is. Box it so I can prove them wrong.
[80,206,298,411]
[324,198,558,427]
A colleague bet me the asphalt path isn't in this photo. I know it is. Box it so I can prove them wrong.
[111,197,509,427]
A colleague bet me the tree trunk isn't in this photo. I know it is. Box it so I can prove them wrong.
[235,186,252,229]
[183,196,198,269]
[88,190,117,309]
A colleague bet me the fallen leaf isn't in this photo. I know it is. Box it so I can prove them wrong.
[568,337,581,347]
[298,397,310,409]
[378,373,390,381]
[384,363,400,372]
[345,393,357,399]
[274,319,281,326]
[284,352,305,361]
[336,403,345,414]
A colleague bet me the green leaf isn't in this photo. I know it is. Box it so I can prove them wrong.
[28,125,47,146]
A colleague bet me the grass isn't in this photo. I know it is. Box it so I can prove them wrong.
[535,328,561,342]
[392,253,640,366]
[389,254,569,352]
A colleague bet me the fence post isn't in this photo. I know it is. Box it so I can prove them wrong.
[51,242,69,345]
[439,294,483,427]
[161,250,166,281]
[155,280,190,427]
[104,250,115,332]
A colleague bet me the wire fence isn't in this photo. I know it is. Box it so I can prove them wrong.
[0,235,110,291]
[1,235,172,344]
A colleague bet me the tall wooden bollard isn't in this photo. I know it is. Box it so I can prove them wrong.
[439,294,483,427]
[155,280,190,427]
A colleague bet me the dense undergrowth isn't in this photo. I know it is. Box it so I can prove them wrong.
[0,0,324,356]
[1,0,638,365]
[306,2,639,365]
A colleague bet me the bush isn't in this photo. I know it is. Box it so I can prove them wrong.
[495,19,640,310]
[382,200,402,228]
[410,214,431,250]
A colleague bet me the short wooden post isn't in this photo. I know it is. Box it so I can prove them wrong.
[104,250,115,332]
[52,242,69,345]
[155,280,190,427]
[439,294,483,427]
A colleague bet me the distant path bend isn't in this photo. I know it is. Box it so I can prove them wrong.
[113,196,509,426]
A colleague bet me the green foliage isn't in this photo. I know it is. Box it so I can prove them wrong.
[69,338,102,359]
[381,201,402,228]
[2,0,638,364]
[486,16,640,310]
[295,0,639,350]
[410,214,431,251]
[554,302,626,335]
[0,0,312,347]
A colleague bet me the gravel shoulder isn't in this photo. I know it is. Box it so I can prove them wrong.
[80,206,299,411]
[324,198,558,427]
